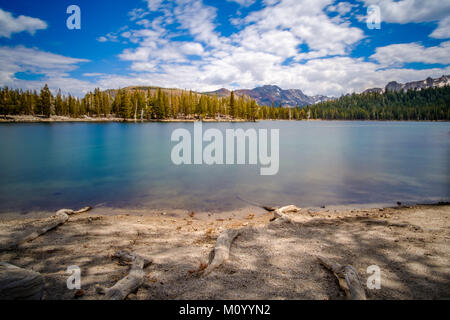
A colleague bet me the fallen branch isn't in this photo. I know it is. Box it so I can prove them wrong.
[111,250,153,266]
[317,256,366,300]
[96,251,152,300]
[203,229,241,276]
[235,195,276,212]
[272,205,301,224]
[1,207,91,250]
[200,206,299,276]
[0,262,44,300]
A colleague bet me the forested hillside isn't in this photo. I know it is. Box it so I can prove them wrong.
[0,85,259,120]
[304,86,450,121]
[0,84,449,121]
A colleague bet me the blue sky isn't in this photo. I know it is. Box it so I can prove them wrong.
[0,0,449,97]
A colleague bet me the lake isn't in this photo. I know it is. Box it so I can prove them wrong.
[0,121,449,214]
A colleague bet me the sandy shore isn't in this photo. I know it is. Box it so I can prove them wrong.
[0,204,449,300]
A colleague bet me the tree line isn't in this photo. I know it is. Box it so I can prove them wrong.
[302,86,450,121]
[0,84,449,121]
[0,85,259,121]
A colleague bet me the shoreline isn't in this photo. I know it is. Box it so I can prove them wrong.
[0,202,449,300]
[2,200,448,222]
[0,115,251,123]
[1,115,449,123]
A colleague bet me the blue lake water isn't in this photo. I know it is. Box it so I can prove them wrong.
[0,121,449,214]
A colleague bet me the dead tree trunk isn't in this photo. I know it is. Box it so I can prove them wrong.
[203,229,241,276]
[201,206,300,276]
[317,256,366,300]
[1,207,91,250]
[96,251,152,300]
[0,262,44,300]
[272,205,301,224]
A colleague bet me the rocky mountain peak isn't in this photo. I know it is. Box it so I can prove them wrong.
[365,75,450,94]
[206,85,331,107]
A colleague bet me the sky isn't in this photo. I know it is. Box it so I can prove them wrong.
[0,0,449,97]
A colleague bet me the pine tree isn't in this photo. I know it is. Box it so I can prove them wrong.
[229,91,235,118]
[0,87,7,116]
[153,88,163,119]
[249,100,257,121]
[55,89,63,116]
[39,84,52,117]
[118,89,131,119]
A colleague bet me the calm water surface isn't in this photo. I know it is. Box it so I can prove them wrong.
[0,121,448,214]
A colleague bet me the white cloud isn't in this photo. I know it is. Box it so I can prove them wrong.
[361,0,450,40]
[90,56,450,97]
[226,0,256,7]
[0,8,47,38]
[327,1,356,16]
[97,36,108,42]
[147,0,164,11]
[173,0,223,47]
[239,0,364,58]
[128,8,149,21]
[371,41,450,67]
[234,27,301,58]
[180,42,204,56]
[2,0,450,99]
[121,0,364,73]
[96,29,125,43]
[0,46,90,96]
[93,0,450,96]
[360,0,450,24]
[0,46,88,74]
[83,73,104,77]
[430,16,450,39]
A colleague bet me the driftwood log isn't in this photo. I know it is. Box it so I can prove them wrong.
[202,205,300,276]
[272,205,301,224]
[0,262,44,300]
[96,251,152,300]
[1,207,91,251]
[317,256,366,300]
[203,229,241,276]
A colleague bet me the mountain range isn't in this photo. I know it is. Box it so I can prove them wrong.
[363,75,450,94]
[105,75,449,108]
[204,85,331,107]
[205,75,450,107]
